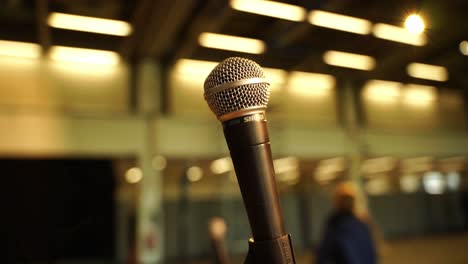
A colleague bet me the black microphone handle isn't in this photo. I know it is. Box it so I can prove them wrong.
[223,113,286,242]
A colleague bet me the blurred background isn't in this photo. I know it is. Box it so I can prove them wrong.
[0,0,467,263]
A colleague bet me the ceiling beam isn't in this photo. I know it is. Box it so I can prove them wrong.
[35,0,51,55]
[143,0,198,59]
[169,0,233,65]
[119,0,154,60]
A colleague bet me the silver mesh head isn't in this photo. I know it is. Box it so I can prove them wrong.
[204,57,270,118]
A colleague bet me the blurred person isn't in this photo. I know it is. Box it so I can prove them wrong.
[316,182,377,264]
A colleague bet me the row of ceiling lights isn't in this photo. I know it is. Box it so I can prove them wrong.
[0,12,131,64]
[197,0,456,83]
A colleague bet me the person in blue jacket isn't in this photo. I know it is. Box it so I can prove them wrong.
[316,182,377,264]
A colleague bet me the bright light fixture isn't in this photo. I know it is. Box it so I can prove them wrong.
[230,0,306,22]
[288,71,335,96]
[403,84,436,104]
[0,40,41,59]
[49,46,120,65]
[373,23,427,46]
[198,32,265,54]
[363,80,402,102]
[323,50,375,70]
[459,41,468,55]
[423,171,445,195]
[400,174,420,193]
[210,157,233,174]
[48,12,132,36]
[404,14,425,34]
[174,59,218,76]
[125,167,143,184]
[273,157,299,174]
[446,172,461,191]
[263,67,287,91]
[187,166,203,182]
[152,155,167,171]
[407,63,448,82]
[308,10,372,35]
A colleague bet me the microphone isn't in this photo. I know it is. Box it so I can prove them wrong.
[204,57,295,263]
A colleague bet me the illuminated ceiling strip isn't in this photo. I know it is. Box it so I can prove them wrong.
[0,40,41,59]
[47,12,132,36]
[198,32,266,54]
[407,63,448,82]
[308,10,372,35]
[49,46,120,65]
[373,23,427,46]
[323,50,376,70]
[230,0,306,22]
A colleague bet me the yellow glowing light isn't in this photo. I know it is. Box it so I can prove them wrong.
[125,167,143,184]
[48,12,132,36]
[263,67,287,91]
[403,84,436,106]
[152,155,167,171]
[230,0,306,22]
[198,32,265,54]
[187,166,203,182]
[363,79,402,103]
[308,10,372,35]
[459,41,468,56]
[323,50,375,70]
[0,40,41,59]
[288,71,335,96]
[210,157,233,174]
[407,63,448,82]
[404,14,425,34]
[174,59,218,77]
[373,23,427,46]
[49,46,120,65]
[273,157,299,174]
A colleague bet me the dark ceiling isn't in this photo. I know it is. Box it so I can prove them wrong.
[0,0,466,89]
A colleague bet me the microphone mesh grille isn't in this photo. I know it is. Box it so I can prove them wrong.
[204,57,269,117]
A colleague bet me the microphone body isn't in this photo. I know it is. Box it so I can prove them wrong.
[223,113,285,241]
[204,57,295,263]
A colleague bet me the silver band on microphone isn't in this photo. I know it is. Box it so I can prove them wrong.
[204,77,269,98]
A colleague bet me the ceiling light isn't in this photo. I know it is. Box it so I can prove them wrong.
[363,80,402,103]
[365,177,391,195]
[459,41,468,55]
[198,32,265,54]
[400,174,420,193]
[308,10,372,35]
[288,71,335,96]
[187,166,203,182]
[230,0,306,22]
[49,46,120,65]
[174,59,218,76]
[373,23,427,46]
[404,14,425,34]
[273,157,299,174]
[407,63,448,82]
[423,171,445,195]
[0,40,41,59]
[48,12,132,36]
[323,50,375,70]
[152,155,167,171]
[263,67,287,91]
[210,157,233,174]
[403,84,436,105]
[125,167,143,184]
